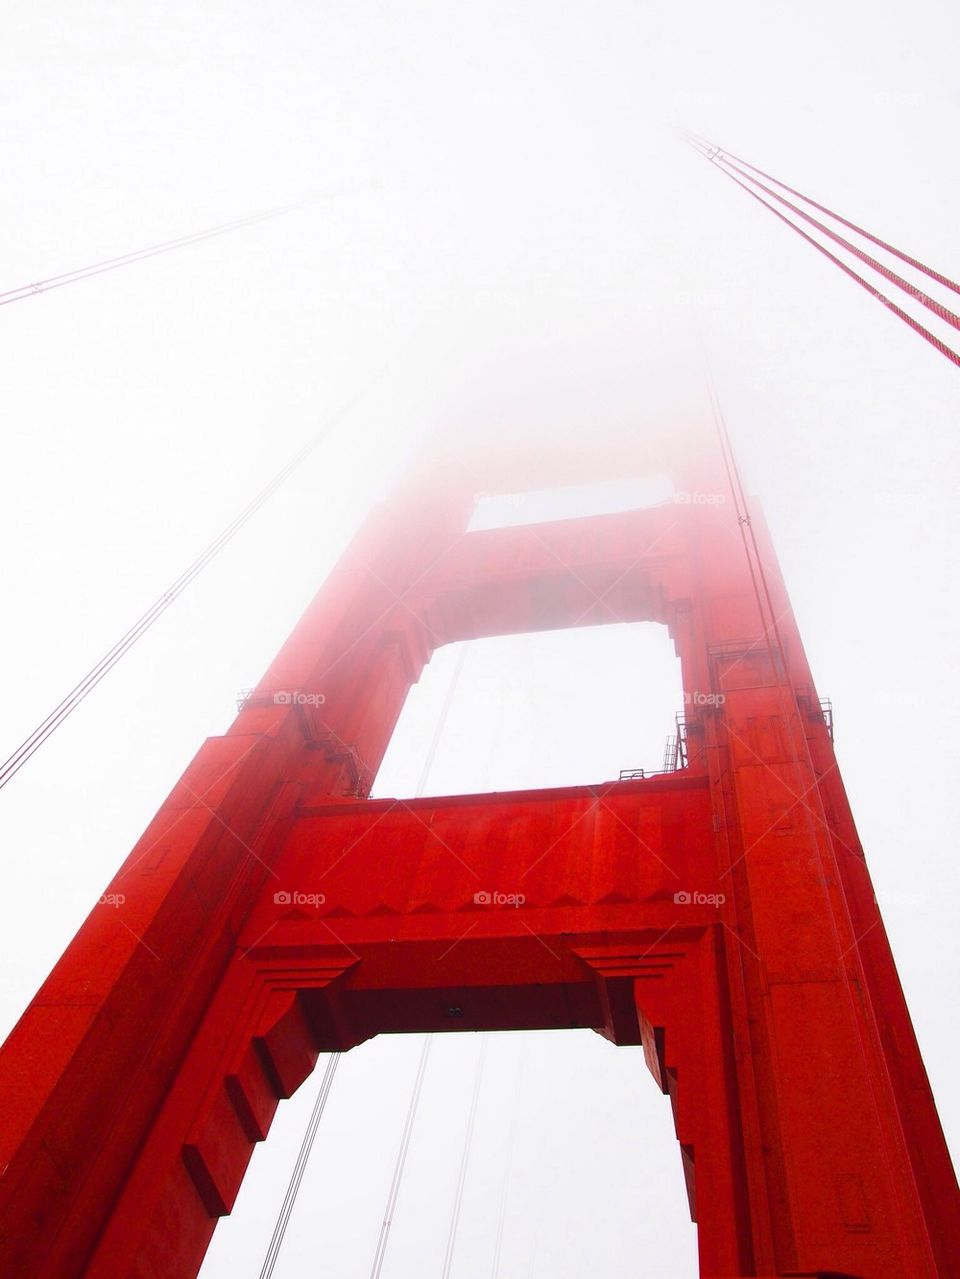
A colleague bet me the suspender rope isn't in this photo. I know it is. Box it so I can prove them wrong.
[441,1037,488,1279]
[491,1042,525,1278]
[415,642,472,796]
[259,1053,341,1279]
[369,1037,434,1279]
[367,645,470,1274]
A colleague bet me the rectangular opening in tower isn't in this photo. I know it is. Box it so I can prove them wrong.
[372,621,683,798]
[468,475,676,532]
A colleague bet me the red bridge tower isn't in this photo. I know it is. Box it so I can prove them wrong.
[1,410,957,1278]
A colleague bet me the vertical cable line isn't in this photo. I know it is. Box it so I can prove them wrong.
[366,648,472,1275]
[258,1053,341,1279]
[259,641,467,1279]
[700,338,888,1114]
[702,355,864,995]
[702,361,788,679]
[491,1041,525,1278]
[369,1037,434,1279]
[415,643,471,795]
[441,1037,488,1279]
[690,323,785,680]
[691,359,785,1272]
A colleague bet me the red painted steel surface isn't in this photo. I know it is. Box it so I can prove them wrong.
[0,419,957,1278]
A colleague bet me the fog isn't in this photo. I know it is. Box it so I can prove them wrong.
[1,2,957,1276]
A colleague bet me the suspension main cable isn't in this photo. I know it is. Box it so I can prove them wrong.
[683,133,960,369]
[0,391,366,793]
[683,128,960,298]
[707,148,960,333]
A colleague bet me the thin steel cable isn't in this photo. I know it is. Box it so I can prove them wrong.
[707,148,960,333]
[491,1041,525,1278]
[259,1052,341,1279]
[684,128,960,298]
[414,643,471,796]
[0,200,314,308]
[684,134,960,369]
[0,391,363,793]
[364,650,472,1273]
[369,1036,434,1279]
[699,346,788,678]
[441,1037,488,1279]
[0,192,361,793]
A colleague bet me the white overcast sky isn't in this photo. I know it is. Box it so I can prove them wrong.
[1,3,958,1277]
